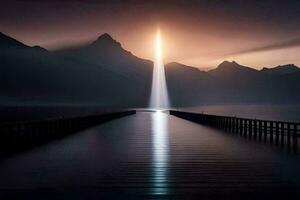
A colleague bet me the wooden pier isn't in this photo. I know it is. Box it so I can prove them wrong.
[0,110,136,153]
[170,110,300,153]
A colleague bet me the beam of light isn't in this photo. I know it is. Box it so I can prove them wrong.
[151,110,170,195]
[150,29,169,109]
[222,36,300,57]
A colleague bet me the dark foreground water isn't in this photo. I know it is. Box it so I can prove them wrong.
[0,111,300,199]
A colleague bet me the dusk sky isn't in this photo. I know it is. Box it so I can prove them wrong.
[1,0,300,69]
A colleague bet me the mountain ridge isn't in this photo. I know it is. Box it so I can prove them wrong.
[261,64,300,76]
[1,32,300,106]
[0,32,151,107]
[0,32,29,48]
[2,31,298,74]
[92,33,122,47]
[55,33,153,82]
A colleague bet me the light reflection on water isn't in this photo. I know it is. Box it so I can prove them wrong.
[151,110,170,195]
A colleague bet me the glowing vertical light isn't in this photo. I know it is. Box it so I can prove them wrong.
[150,29,169,109]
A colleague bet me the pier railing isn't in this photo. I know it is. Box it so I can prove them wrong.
[170,110,300,153]
[0,110,136,153]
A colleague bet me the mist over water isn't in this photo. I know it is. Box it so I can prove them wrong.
[150,29,169,109]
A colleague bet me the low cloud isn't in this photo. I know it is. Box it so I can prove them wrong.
[225,37,300,56]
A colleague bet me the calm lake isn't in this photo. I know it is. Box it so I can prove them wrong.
[1,111,299,199]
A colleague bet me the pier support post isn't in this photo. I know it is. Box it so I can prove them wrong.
[249,120,253,140]
[270,122,274,144]
[264,121,267,143]
[281,122,284,148]
[287,123,291,151]
[275,122,279,146]
[244,120,248,138]
[258,120,262,141]
[239,119,243,136]
[293,124,298,153]
[235,118,239,135]
[254,120,257,140]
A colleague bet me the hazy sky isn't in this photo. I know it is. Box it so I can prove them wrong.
[1,0,300,69]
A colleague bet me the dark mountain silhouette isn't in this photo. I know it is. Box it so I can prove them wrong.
[261,64,300,76]
[55,33,153,105]
[0,32,299,107]
[210,61,257,73]
[0,32,151,107]
[208,61,262,79]
[165,62,213,105]
[0,32,28,49]
[55,33,152,81]
[166,61,300,106]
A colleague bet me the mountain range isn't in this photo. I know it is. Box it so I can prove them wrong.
[0,32,300,107]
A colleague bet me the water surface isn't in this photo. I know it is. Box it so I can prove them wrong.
[0,112,299,199]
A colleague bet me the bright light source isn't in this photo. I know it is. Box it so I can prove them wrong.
[150,29,169,109]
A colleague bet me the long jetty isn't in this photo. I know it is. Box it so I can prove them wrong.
[0,110,136,153]
[170,110,300,153]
